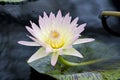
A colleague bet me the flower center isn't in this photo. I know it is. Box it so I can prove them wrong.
[46,30,64,49]
[51,31,59,38]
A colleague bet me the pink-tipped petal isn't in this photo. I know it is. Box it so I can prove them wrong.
[29,21,43,39]
[76,23,86,34]
[30,21,41,32]
[63,48,83,58]
[27,47,49,63]
[71,17,79,26]
[26,35,43,46]
[27,35,38,42]
[43,12,50,24]
[49,12,55,19]
[73,38,95,45]
[56,10,62,18]
[43,12,48,18]
[25,26,34,35]
[39,16,44,29]
[49,12,56,28]
[18,41,40,46]
[51,53,59,66]
[39,15,43,21]
[63,13,71,24]
[26,25,41,39]
[39,16,49,33]
[56,10,63,24]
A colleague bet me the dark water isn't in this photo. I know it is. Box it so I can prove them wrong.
[0,0,120,80]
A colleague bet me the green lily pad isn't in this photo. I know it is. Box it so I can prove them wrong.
[0,0,26,3]
[28,40,120,80]
[54,72,103,80]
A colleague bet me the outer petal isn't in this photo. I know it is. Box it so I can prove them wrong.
[49,12,55,20]
[62,48,83,58]
[25,26,34,36]
[63,13,71,24]
[30,21,41,32]
[27,35,45,46]
[27,47,49,63]
[43,12,49,19]
[39,16,44,30]
[73,38,95,45]
[51,52,59,66]
[71,17,79,26]
[18,41,40,46]
[70,17,79,31]
[56,10,63,24]
[56,10,62,19]
[74,23,86,34]
[25,26,42,41]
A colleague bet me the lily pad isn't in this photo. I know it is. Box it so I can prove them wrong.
[28,40,120,80]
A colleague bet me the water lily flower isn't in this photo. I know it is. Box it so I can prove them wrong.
[18,10,95,66]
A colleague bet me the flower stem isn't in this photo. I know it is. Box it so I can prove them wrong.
[58,56,109,67]
[102,11,120,17]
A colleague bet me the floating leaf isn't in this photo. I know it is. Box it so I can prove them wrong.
[0,0,25,3]
[28,40,120,80]
[0,0,38,4]
[100,70,120,80]
[54,72,103,80]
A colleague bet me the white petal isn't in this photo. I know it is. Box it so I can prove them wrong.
[51,53,59,66]
[25,26,34,35]
[43,12,50,26]
[30,21,41,31]
[39,16,50,34]
[43,12,49,19]
[56,10,63,24]
[70,17,79,31]
[73,38,95,45]
[63,13,71,24]
[56,10,62,19]
[27,35,39,42]
[45,47,52,53]
[71,17,79,26]
[74,23,86,35]
[26,26,41,41]
[39,16,44,30]
[27,47,49,63]
[18,41,40,46]
[49,12,55,20]
[63,48,83,58]
[26,26,41,40]
[27,35,44,46]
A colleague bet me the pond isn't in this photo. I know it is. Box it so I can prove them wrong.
[0,0,120,80]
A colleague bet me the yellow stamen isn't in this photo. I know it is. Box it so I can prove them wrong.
[45,30,65,49]
[50,40,64,49]
[46,39,64,49]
